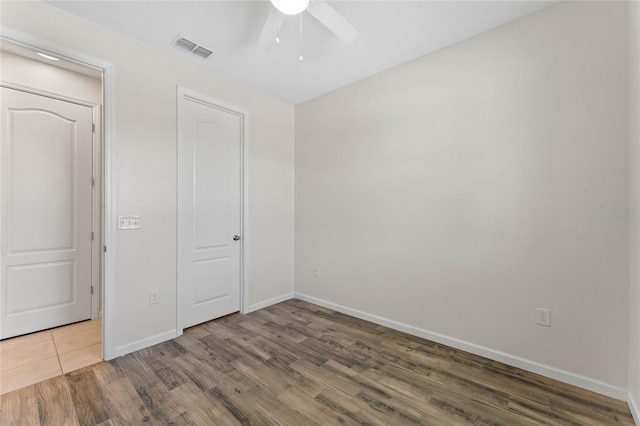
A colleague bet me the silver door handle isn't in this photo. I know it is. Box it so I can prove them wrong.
[233,235,241,241]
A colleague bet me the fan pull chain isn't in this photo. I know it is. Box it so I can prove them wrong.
[299,12,304,62]
[275,7,280,44]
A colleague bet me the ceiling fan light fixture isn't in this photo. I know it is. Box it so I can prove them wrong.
[270,0,310,16]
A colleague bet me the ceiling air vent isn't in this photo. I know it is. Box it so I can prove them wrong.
[192,46,213,59]
[173,36,213,59]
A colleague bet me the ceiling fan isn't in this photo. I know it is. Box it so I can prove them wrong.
[258,0,359,49]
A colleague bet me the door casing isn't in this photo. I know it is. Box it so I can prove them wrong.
[176,86,250,336]
[0,26,117,360]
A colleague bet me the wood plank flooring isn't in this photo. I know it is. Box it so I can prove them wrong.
[0,299,634,425]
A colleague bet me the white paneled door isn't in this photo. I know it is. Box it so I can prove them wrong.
[179,91,242,329]
[1,87,94,339]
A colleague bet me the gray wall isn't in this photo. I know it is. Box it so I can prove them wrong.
[296,1,629,390]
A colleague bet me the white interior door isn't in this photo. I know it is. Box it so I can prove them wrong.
[1,87,94,339]
[179,91,242,329]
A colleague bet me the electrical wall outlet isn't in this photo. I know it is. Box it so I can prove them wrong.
[149,290,160,305]
[313,266,320,277]
[536,307,550,326]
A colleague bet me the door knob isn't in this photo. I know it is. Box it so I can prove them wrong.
[233,235,241,241]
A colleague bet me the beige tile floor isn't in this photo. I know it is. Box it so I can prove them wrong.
[0,319,102,394]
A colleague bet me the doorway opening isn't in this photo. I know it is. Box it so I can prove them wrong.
[0,32,114,394]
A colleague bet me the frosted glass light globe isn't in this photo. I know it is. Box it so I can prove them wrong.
[270,0,310,15]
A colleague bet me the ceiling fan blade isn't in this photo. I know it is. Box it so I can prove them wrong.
[258,8,285,49]
[307,0,359,43]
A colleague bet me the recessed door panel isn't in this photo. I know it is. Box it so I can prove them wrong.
[7,261,74,314]
[1,87,93,339]
[193,258,230,305]
[9,110,75,253]
[194,121,230,250]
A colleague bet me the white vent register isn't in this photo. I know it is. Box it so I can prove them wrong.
[173,35,213,59]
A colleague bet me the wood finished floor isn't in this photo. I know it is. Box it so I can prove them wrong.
[0,299,634,425]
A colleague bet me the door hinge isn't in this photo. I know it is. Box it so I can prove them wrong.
[91,231,94,241]
[91,286,94,295]
[92,177,95,187]
[92,123,95,133]
[104,245,107,253]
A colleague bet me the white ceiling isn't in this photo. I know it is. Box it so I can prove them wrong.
[49,0,557,104]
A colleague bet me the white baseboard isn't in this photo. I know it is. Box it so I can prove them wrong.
[629,392,640,425]
[113,293,294,358]
[115,330,178,358]
[247,292,294,313]
[294,292,628,401]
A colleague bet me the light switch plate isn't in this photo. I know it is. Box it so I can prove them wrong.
[118,215,141,230]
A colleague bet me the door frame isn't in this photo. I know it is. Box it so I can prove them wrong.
[0,26,117,360]
[176,86,250,336]
[0,82,102,321]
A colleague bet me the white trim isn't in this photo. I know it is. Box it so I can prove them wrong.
[294,292,628,401]
[0,28,109,73]
[241,104,250,315]
[91,104,102,320]
[247,293,294,313]
[115,330,178,358]
[175,87,184,337]
[0,81,96,108]
[0,26,117,361]
[102,63,116,361]
[629,392,640,426]
[176,86,250,335]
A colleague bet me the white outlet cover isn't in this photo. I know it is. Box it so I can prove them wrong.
[536,308,550,327]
